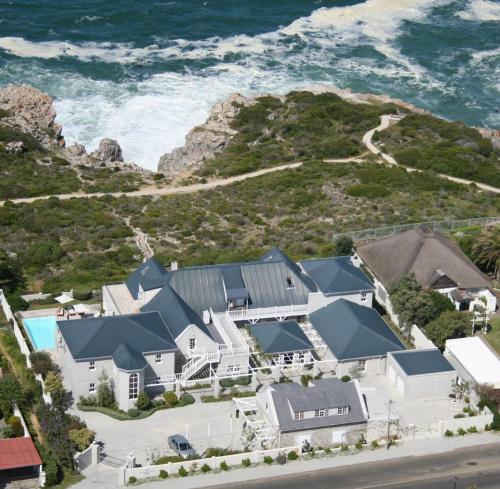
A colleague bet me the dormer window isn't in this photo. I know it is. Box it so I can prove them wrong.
[314,409,328,417]
[295,411,304,420]
[337,406,350,415]
[286,276,295,289]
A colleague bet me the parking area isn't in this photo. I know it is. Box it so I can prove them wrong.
[74,400,246,466]
[360,375,467,427]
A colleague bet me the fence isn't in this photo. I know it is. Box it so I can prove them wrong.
[411,325,435,350]
[332,216,500,242]
[119,445,301,485]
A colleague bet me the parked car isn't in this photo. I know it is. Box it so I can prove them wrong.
[167,435,197,459]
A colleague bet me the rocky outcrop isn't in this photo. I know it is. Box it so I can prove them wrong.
[158,93,254,174]
[0,84,63,147]
[90,138,123,162]
[5,141,25,154]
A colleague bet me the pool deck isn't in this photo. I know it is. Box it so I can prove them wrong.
[19,308,59,319]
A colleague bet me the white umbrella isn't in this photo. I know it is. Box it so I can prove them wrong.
[55,294,73,304]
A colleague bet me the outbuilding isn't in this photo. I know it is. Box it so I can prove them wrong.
[386,349,456,400]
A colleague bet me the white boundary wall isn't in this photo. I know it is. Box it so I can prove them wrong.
[119,446,301,485]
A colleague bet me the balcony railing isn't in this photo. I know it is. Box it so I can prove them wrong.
[227,304,308,321]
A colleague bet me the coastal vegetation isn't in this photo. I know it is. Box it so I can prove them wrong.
[197,91,402,177]
[375,113,500,187]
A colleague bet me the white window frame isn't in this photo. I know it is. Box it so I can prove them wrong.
[314,409,328,418]
[295,411,304,420]
[360,292,367,302]
[155,353,162,364]
[337,406,349,415]
[155,376,161,385]
[357,360,367,373]
[89,360,95,371]
[89,383,96,393]
[129,373,139,400]
[189,337,196,350]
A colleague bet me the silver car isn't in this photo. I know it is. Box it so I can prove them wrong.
[167,435,197,459]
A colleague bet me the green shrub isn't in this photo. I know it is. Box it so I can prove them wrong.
[29,351,56,377]
[178,466,188,477]
[43,458,62,487]
[371,440,380,449]
[72,288,93,301]
[324,447,331,454]
[219,378,235,389]
[346,183,389,199]
[263,456,273,464]
[163,391,179,407]
[355,439,364,450]
[178,393,195,406]
[235,376,251,386]
[153,455,183,465]
[201,463,211,473]
[127,408,141,418]
[68,427,95,451]
[241,458,251,467]
[341,375,351,383]
[7,416,24,437]
[135,391,151,411]
[79,395,97,407]
[444,429,454,437]
[44,371,63,394]
[159,470,168,479]
[457,428,467,436]
[341,444,349,452]
[287,450,299,460]
[220,460,229,471]
[454,413,466,419]
[275,454,287,465]
[467,426,478,433]
[300,375,312,387]
[128,476,137,485]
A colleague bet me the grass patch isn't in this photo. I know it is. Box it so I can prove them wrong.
[481,317,500,355]
[76,403,167,421]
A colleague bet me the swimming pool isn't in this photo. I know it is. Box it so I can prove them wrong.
[23,316,58,350]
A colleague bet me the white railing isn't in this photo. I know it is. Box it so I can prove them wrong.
[182,350,221,380]
[227,304,308,322]
[187,347,207,358]
[218,344,250,356]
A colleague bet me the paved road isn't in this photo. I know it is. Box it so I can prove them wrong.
[0,162,303,207]
[363,115,500,195]
[212,443,500,489]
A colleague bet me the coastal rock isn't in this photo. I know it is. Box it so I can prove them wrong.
[66,143,87,157]
[5,141,25,154]
[0,84,62,147]
[158,93,254,174]
[90,138,124,163]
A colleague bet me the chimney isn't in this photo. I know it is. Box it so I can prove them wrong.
[170,261,178,271]
[202,310,211,325]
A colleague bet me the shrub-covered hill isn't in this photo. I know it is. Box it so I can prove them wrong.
[197,91,403,177]
[374,113,500,187]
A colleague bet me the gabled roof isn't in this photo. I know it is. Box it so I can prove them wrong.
[267,378,367,432]
[309,299,405,360]
[300,256,374,295]
[140,284,214,340]
[112,343,148,371]
[0,437,42,470]
[390,349,455,376]
[261,247,303,276]
[57,311,177,362]
[357,226,489,289]
[249,320,313,354]
[125,257,169,299]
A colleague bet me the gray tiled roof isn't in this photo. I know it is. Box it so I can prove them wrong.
[125,257,169,299]
[57,311,177,362]
[140,284,214,340]
[357,226,489,289]
[300,257,374,295]
[269,378,367,432]
[309,299,405,360]
[112,343,148,371]
[249,320,313,354]
[390,349,455,376]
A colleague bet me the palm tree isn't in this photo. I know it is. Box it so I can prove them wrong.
[471,229,500,280]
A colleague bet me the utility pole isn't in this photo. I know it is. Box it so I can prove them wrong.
[386,399,392,450]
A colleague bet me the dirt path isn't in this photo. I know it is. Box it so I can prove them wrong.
[124,217,154,259]
[0,162,303,207]
[363,115,500,194]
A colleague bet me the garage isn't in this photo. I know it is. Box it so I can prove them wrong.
[386,349,456,401]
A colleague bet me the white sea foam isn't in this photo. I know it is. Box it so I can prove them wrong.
[456,0,500,21]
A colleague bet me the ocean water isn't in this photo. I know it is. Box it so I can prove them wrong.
[0,0,499,169]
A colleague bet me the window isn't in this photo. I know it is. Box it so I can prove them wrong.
[155,353,162,364]
[314,409,328,417]
[357,360,367,373]
[189,338,196,350]
[227,365,239,374]
[286,276,295,289]
[295,411,304,420]
[337,406,349,415]
[89,360,95,371]
[89,383,96,393]
[361,292,367,302]
[155,376,161,385]
[129,373,139,400]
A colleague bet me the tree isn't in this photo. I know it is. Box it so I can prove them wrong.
[426,290,454,320]
[97,370,115,408]
[333,236,354,256]
[0,250,24,294]
[30,351,56,378]
[7,415,24,437]
[44,371,63,394]
[135,391,151,411]
[471,228,499,280]
[425,310,471,348]
[0,374,24,415]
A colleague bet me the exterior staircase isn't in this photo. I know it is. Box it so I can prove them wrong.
[181,351,221,380]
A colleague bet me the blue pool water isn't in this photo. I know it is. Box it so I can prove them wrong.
[23,316,58,350]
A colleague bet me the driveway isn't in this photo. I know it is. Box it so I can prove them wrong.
[74,400,246,465]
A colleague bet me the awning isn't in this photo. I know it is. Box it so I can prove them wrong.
[73,303,94,315]
[55,294,73,304]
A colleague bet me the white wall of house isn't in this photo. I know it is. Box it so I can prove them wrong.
[327,352,387,378]
[307,291,373,314]
[175,324,218,358]
[386,354,456,400]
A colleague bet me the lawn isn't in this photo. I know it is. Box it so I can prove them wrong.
[481,316,500,355]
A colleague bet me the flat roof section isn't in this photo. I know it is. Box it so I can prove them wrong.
[390,349,455,376]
